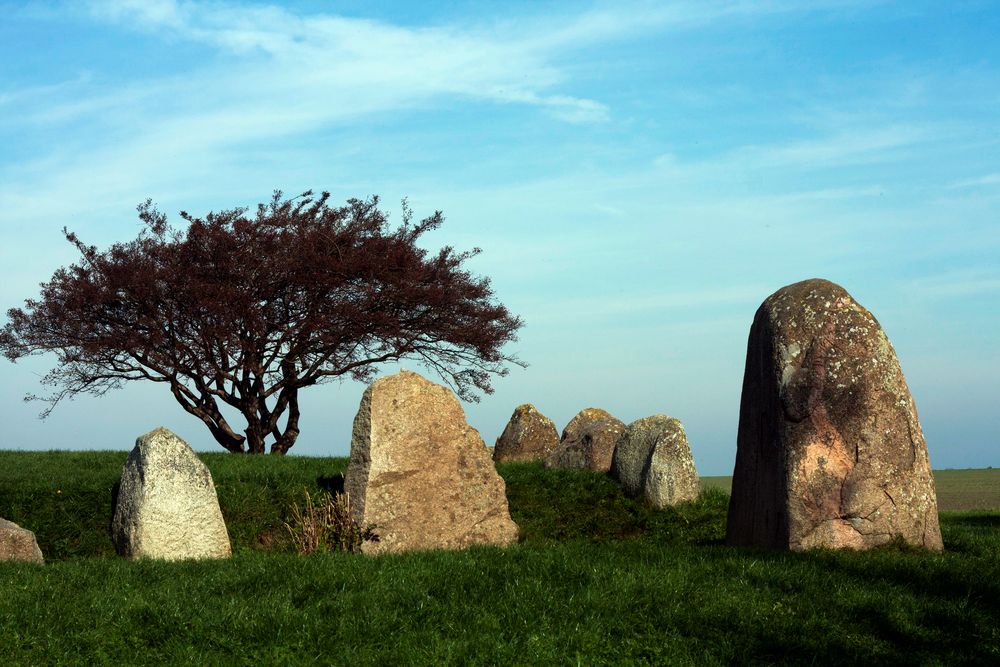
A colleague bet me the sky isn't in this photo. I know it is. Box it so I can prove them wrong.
[1,0,998,474]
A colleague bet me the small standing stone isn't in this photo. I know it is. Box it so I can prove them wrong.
[611,415,700,508]
[726,278,943,551]
[545,408,625,472]
[344,370,519,554]
[111,427,232,560]
[0,518,44,564]
[493,404,560,463]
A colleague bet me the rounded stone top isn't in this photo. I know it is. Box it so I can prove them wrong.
[768,278,847,299]
[626,414,682,431]
[493,403,559,463]
[569,407,619,424]
[374,369,440,385]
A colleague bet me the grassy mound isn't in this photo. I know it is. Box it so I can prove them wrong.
[0,451,350,560]
[1,452,998,664]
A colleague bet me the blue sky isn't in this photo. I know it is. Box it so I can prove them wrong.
[1,0,998,474]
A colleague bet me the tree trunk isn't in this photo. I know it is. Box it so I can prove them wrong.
[270,388,300,455]
[169,380,247,452]
[244,420,267,454]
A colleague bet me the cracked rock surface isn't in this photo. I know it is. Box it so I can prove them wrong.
[544,408,625,473]
[345,370,519,554]
[726,278,943,551]
[611,415,700,508]
[493,404,559,463]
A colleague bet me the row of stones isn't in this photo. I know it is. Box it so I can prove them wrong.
[1,277,944,562]
[493,405,700,509]
[491,277,943,552]
[2,370,700,563]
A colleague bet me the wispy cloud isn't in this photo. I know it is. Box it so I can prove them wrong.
[525,0,881,49]
[947,173,1000,189]
[83,0,600,115]
[734,126,926,168]
[0,72,95,109]
[517,284,772,325]
[0,3,616,227]
[655,125,928,176]
[905,269,1000,299]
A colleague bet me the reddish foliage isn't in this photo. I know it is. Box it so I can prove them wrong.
[0,191,523,454]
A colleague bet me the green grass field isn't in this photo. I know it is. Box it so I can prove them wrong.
[1,452,998,664]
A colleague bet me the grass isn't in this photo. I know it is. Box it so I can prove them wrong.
[1,452,998,664]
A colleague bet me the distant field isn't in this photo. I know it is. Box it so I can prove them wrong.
[701,468,1000,511]
[931,469,1000,510]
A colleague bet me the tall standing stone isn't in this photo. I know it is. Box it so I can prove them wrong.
[726,279,943,551]
[493,404,560,463]
[611,415,700,508]
[111,427,232,560]
[344,370,519,554]
[0,518,44,564]
[545,408,625,472]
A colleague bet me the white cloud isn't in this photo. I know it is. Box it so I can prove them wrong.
[947,173,1000,189]
[0,72,95,110]
[1,0,918,229]
[905,270,1000,299]
[87,0,190,31]
[522,0,881,50]
[83,1,574,106]
[667,125,928,174]
[1,1,638,214]
[735,126,926,168]
[518,284,772,324]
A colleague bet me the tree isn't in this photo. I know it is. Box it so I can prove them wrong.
[0,191,524,454]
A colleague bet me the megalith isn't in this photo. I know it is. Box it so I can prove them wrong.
[726,278,943,551]
[611,415,700,508]
[111,427,232,560]
[0,518,44,564]
[544,408,625,472]
[493,404,560,463]
[344,370,520,554]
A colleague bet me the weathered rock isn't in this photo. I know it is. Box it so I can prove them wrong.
[344,370,519,554]
[493,404,560,463]
[726,278,943,551]
[545,408,625,472]
[0,518,44,564]
[611,415,700,508]
[111,427,232,560]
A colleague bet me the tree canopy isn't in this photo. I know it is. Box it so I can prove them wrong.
[0,191,524,454]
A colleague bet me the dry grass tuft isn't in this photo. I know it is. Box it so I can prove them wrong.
[284,489,378,554]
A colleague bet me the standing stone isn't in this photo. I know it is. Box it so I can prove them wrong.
[344,370,519,554]
[726,279,943,551]
[493,404,560,463]
[111,427,232,560]
[0,518,44,564]
[611,415,700,508]
[545,408,625,472]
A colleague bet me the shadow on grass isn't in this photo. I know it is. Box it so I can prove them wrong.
[941,512,1000,529]
[685,540,1000,664]
[316,473,345,494]
[498,461,729,546]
